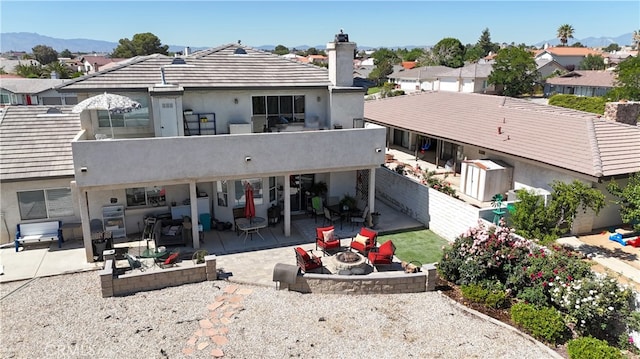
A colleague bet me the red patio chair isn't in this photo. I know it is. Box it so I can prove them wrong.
[349,227,377,254]
[315,225,341,255]
[294,247,323,273]
[368,240,396,267]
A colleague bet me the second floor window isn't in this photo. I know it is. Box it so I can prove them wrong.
[252,95,305,123]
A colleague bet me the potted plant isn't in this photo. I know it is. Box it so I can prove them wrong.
[309,181,327,197]
[339,194,357,211]
[369,211,381,228]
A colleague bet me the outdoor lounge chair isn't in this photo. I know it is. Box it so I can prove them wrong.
[294,247,323,273]
[349,227,377,254]
[315,225,341,255]
[368,240,396,267]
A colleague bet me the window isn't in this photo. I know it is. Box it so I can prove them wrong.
[252,95,305,123]
[217,181,228,207]
[18,188,73,220]
[234,178,263,206]
[98,95,150,128]
[125,186,165,207]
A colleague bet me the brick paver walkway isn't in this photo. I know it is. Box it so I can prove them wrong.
[182,284,253,357]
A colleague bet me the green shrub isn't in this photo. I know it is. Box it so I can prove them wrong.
[548,94,607,114]
[567,337,623,359]
[510,303,567,344]
[460,283,508,309]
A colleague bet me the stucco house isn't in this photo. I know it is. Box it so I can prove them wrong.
[436,63,497,94]
[51,33,385,262]
[534,46,603,71]
[0,106,82,244]
[387,66,451,93]
[364,91,640,234]
[543,70,616,97]
[0,78,78,106]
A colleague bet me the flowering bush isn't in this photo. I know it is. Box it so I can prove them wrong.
[421,170,458,198]
[549,275,634,340]
[438,220,532,287]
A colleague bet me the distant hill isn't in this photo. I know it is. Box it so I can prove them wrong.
[0,32,634,54]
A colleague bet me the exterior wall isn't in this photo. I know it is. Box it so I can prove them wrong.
[72,127,386,189]
[427,187,480,241]
[1,177,80,244]
[281,263,437,294]
[461,79,475,93]
[421,79,438,92]
[329,91,365,129]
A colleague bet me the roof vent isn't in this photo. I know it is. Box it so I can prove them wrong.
[46,108,62,114]
[234,47,247,55]
[171,58,187,65]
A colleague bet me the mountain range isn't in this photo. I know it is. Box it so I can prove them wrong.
[0,32,634,54]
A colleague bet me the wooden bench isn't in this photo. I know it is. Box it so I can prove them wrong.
[15,220,64,252]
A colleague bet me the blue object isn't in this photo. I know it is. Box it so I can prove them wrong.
[609,233,626,246]
[199,213,211,231]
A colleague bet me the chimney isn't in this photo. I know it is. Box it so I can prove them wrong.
[604,101,640,126]
[184,47,190,56]
[326,30,356,87]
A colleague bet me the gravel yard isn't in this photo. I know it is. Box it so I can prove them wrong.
[0,271,557,359]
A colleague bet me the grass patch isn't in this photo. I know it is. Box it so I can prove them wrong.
[367,87,381,95]
[378,229,448,265]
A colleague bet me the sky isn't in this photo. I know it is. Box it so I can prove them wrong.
[1,1,639,48]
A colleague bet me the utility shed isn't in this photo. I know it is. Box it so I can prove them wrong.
[460,159,513,202]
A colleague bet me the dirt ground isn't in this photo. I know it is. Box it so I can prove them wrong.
[575,227,640,291]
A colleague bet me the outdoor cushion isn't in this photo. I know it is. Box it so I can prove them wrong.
[323,229,335,242]
[354,234,369,245]
[164,252,179,265]
[378,241,395,256]
[295,247,311,261]
[316,226,334,240]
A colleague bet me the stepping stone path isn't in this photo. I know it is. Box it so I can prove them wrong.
[182,284,253,357]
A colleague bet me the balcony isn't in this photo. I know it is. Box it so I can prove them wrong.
[72,126,387,188]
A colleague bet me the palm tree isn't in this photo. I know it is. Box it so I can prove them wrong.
[633,30,640,50]
[556,24,575,47]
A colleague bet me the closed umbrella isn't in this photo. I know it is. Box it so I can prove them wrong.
[244,182,256,223]
[72,92,141,139]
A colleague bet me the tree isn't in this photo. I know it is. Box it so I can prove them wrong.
[607,56,640,101]
[579,54,605,70]
[430,38,465,68]
[273,45,289,55]
[31,45,58,65]
[556,24,575,46]
[603,43,621,52]
[477,28,498,57]
[607,173,640,232]
[463,45,484,63]
[306,47,318,56]
[368,60,393,86]
[59,49,74,58]
[488,46,538,97]
[14,62,44,78]
[371,47,400,66]
[632,30,640,50]
[396,47,424,62]
[44,61,73,79]
[111,32,169,58]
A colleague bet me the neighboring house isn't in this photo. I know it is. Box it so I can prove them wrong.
[0,78,78,106]
[53,33,386,262]
[603,50,638,66]
[437,63,497,94]
[535,58,567,80]
[388,65,451,93]
[544,70,616,97]
[80,55,127,73]
[307,54,328,65]
[0,106,82,244]
[0,59,41,74]
[401,61,417,70]
[534,46,603,71]
[364,91,640,234]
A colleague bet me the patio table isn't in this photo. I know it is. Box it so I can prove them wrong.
[236,217,267,243]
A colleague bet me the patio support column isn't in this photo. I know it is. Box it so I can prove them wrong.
[283,175,291,236]
[189,182,200,249]
[78,188,93,262]
[368,167,376,213]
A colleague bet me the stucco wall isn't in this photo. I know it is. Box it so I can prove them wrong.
[1,178,80,244]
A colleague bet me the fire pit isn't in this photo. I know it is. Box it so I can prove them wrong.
[332,251,367,275]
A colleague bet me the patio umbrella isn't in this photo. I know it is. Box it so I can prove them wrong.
[244,182,256,223]
[72,92,141,139]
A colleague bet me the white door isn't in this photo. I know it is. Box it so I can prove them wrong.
[159,99,178,137]
[466,165,479,199]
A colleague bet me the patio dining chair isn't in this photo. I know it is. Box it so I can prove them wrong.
[350,205,369,230]
[323,207,341,228]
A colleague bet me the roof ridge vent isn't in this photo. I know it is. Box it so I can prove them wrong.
[234,47,247,55]
[171,58,187,65]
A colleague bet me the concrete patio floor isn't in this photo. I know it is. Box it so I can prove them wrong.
[0,199,424,285]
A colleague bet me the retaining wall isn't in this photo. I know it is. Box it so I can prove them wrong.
[279,263,437,294]
[99,255,217,297]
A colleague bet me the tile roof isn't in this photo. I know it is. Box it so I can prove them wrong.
[0,78,69,94]
[364,92,640,178]
[437,63,494,78]
[534,47,603,57]
[388,66,451,80]
[545,70,615,87]
[57,44,332,91]
[0,106,80,181]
